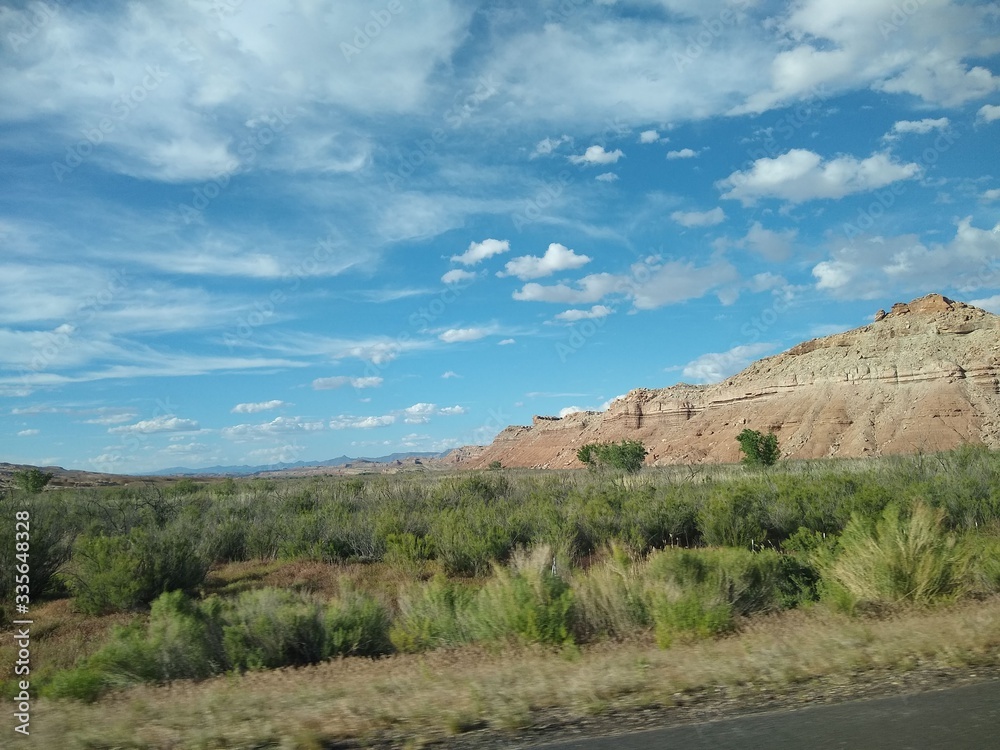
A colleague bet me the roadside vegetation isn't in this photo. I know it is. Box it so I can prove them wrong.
[3,444,1000,747]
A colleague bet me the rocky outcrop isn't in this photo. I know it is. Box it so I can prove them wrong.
[457,294,1000,469]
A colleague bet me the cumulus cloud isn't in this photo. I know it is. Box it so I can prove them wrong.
[970,294,1000,314]
[884,118,950,139]
[718,149,921,205]
[666,148,700,159]
[401,403,467,423]
[982,189,1000,202]
[312,376,383,390]
[439,327,490,343]
[330,414,396,429]
[569,145,624,165]
[17,429,40,437]
[671,207,725,227]
[639,130,663,143]
[681,343,778,384]
[231,400,289,414]
[595,172,619,182]
[441,269,477,284]
[513,272,623,304]
[442,370,460,378]
[498,338,516,345]
[451,238,511,265]
[630,260,740,310]
[108,415,200,434]
[811,217,1000,299]
[222,416,324,439]
[554,305,614,322]
[978,104,1000,124]
[738,222,798,262]
[499,243,592,280]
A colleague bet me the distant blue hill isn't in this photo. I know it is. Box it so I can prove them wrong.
[147,451,445,476]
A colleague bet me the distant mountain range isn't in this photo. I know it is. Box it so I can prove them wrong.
[147,451,446,476]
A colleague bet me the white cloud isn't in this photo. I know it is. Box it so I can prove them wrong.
[558,406,585,418]
[876,58,1000,108]
[401,403,467,423]
[666,148,699,159]
[631,260,740,310]
[439,327,490,343]
[884,118,950,139]
[671,207,725,227]
[738,222,798,262]
[500,243,592,280]
[554,305,614,322]
[108,415,200,434]
[978,104,1000,124]
[451,238,511,265]
[442,370,460,379]
[718,149,921,205]
[222,416,324,440]
[639,130,662,143]
[532,135,572,158]
[330,414,396,429]
[595,172,619,182]
[312,376,383,390]
[982,189,1000,202]
[970,294,1000,314]
[17,429,40,437]
[441,269,477,284]
[513,272,623,304]
[681,343,777,384]
[231,400,289,414]
[811,217,1000,299]
[569,145,624,166]
[498,338,516,345]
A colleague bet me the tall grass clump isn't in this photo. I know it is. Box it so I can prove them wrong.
[818,502,969,612]
[570,544,649,642]
[467,545,574,646]
[390,574,476,652]
[644,547,792,648]
[324,588,393,657]
[221,588,328,670]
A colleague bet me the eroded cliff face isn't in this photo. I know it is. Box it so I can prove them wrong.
[458,295,1000,469]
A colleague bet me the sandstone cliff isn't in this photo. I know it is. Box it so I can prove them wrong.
[458,294,1000,469]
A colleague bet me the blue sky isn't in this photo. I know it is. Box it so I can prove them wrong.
[2,0,999,473]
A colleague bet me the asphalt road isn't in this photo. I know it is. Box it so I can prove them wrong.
[537,679,1000,749]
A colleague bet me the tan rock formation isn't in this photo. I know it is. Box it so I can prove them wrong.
[457,294,1000,469]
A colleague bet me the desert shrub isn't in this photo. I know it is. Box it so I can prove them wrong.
[645,547,792,647]
[324,590,393,657]
[41,665,112,703]
[431,508,522,576]
[570,545,649,642]
[963,531,1000,595]
[818,502,969,611]
[221,588,327,671]
[390,575,476,652]
[384,532,436,566]
[0,492,75,617]
[468,546,574,646]
[13,468,53,494]
[69,522,210,615]
[697,484,768,548]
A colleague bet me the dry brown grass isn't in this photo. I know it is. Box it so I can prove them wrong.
[26,596,1000,749]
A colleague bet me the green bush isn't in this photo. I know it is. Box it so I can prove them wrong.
[697,484,768,548]
[737,429,780,467]
[13,468,53,494]
[221,588,327,671]
[41,666,112,703]
[390,575,476,652]
[570,547,649,642]
[69,525,210,615]
[819,502,969,611]
[577,440,648,473]
[468,546,574,646]
[325,590,393,657]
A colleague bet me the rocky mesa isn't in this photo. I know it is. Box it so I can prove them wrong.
[458,294,1000,469]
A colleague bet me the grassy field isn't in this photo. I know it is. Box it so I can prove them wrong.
[2,447,1000,747]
